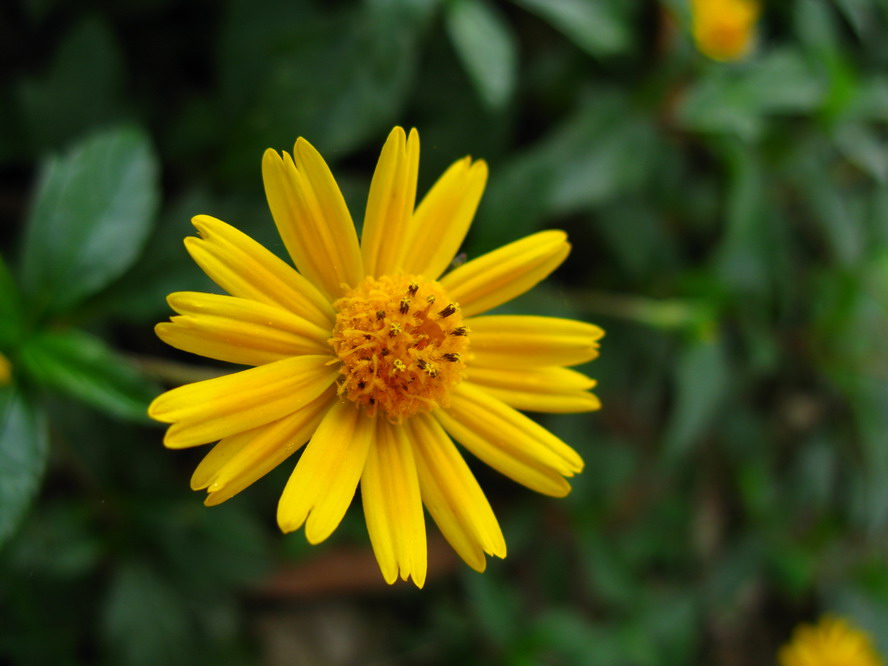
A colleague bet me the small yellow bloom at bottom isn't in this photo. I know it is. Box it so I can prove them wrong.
[779,615,885,666]
[692,0,760,62]
[0,352,11,386]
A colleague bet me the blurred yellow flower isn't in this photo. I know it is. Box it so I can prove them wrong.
[149,127,603,586]
[779,615,885,666]
[0,352,10,386]
[691,0,760,61]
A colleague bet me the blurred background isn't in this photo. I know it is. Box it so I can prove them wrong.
[2,0,888,663]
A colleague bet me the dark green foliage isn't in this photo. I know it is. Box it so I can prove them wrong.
[0,388,48,545]
[2,0,888,664]
[20,127,159,318]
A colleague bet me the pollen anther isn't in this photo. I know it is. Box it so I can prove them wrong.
[438,303,459,318]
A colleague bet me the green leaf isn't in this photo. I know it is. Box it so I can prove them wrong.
[663,337,729,460]
[85,189,218,323]
[0,254,24,348]
[475,91,654,251]
[790,138,863,266]
[102,562,193,666]
[15,17,127,156]
[19,329,159,422]
[547,113,656,214]
[835,123,888,183]
[7,501,101,578]
[446,0,518,110]
[464,570,522,648]
[20,126,160,318]
[511,0,632,57]
[678,49,826,139]
[0,387,49,547]
[796,0,858,121]
[219,0,430,167]
[714,141,772,292]
[832,0,874,39]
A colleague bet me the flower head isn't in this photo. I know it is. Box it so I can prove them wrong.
[779,615,885,666]
[148,127,603,586]
[691,0,760,62]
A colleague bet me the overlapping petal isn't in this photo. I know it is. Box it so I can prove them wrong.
[434,382,582,497]
[409,413,505,572]
[440,230,570,317]
[361,419,427,587]
[400,157,488,280]
[360,127,420,277]
[187,215,334,327]
[466,366,600,413]
[467,315,604,367]
[262,142,363,300]
[148,355,337,448]
[156,292,330,366]
[191,388,335,506]
[277,400,374,544]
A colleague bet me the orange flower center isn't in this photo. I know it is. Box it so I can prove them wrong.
[330,275,469,421]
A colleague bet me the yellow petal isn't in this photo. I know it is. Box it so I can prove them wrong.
[434,382,583,497]
[156,292,331,366]
[262,144,363,300]
[400,157,488,280]
[692,0,759,62]
[192,389,335,506]
[361,419,427,587]
[466,365,601,413]
[408,413,506,573]
[467,315,604,367]
[277,400,374,543]
[361,127,420,276]
[439,230,570,317]
[148,355,337,448]
[187,215,335,327]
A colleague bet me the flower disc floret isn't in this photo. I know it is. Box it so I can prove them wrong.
[330,274,469,421]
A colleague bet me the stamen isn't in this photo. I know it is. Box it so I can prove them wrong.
[330,274,469,421]
[438,302,459,318]
[417,359,439,378]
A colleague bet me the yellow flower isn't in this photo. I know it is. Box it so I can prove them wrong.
[691,0,760,62]
[0,352,10,386]
[148,127,603,586]
[779,615,885,666]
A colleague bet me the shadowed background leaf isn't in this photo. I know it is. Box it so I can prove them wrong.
[2,0,888,663]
